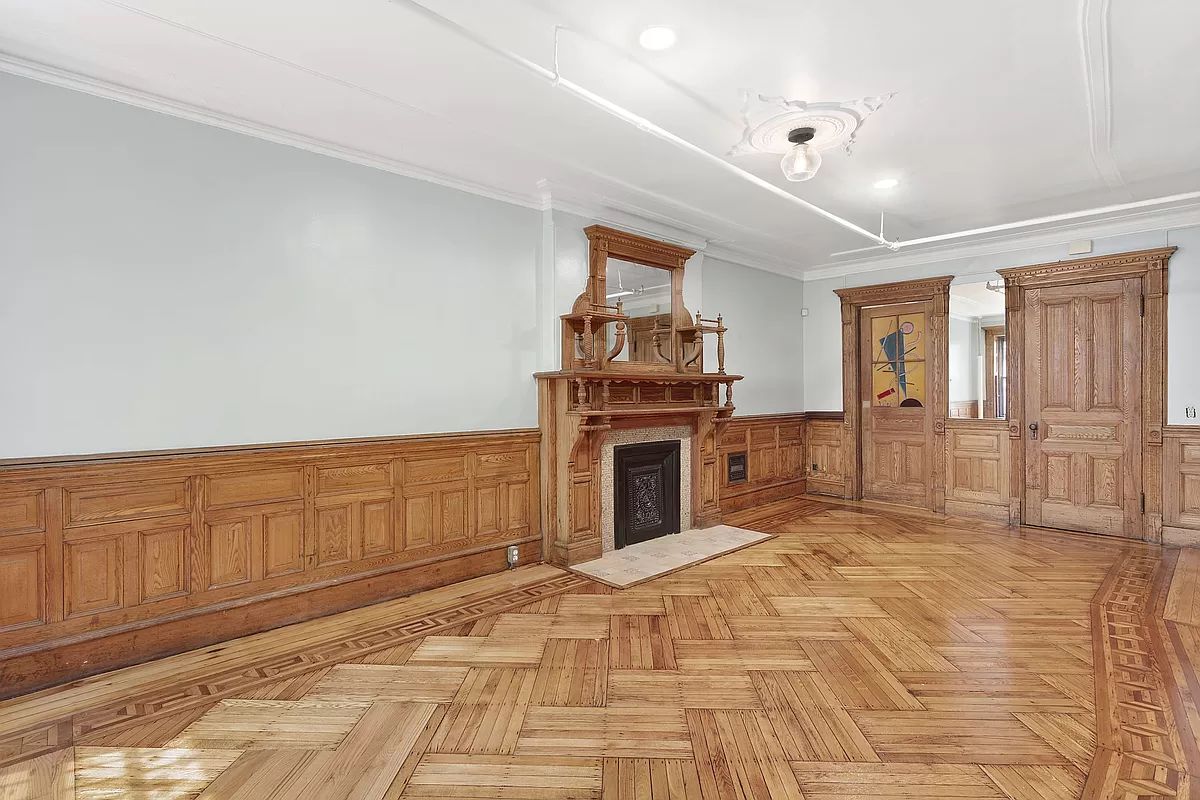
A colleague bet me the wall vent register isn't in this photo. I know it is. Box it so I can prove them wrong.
[727,452,748,485]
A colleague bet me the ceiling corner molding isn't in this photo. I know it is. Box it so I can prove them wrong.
[539,184,711,252]
[800,201,1200,282]
[1079,0,1126,192]
[0,53,543,211]
[701,243,805,280]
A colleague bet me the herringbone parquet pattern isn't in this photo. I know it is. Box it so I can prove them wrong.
[1,497,1196,799]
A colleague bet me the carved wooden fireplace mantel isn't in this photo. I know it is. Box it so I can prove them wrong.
[536,226,743,567]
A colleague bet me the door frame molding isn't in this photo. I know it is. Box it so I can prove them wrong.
[834,276,953,508]
[999,247,1175,541]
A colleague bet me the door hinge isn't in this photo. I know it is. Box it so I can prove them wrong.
[1141,492,1146,513]
[1140,295,1145,317]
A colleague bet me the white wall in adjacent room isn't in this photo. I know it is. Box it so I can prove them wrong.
[0,73,541,458]
[802,226,1199,421]
[948,316,981,404]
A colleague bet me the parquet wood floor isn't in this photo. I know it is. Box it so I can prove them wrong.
[2,496,1198,799]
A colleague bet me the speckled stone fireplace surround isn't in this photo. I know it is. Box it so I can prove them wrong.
[600,425,692,553]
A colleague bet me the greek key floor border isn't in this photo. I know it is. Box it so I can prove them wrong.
[0,569,589,768]
[1085,551,1194,799]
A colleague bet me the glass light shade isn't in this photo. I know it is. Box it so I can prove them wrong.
[639,26,676,50]
[780,142,822,182]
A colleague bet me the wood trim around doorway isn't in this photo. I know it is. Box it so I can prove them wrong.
[982,325,1005,419]
[834,276,953,508]
[999,246,1175,541]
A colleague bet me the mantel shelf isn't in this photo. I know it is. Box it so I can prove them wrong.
[561,310,628,325]
[534,370,743,383]
[567,406,735,418]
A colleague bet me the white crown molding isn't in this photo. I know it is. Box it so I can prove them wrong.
[800,201,1200,281]
[2,51,816,282]
[537,179,807,280]
[948,311,982,323]
[539,181,712,252]
[702,242,805,280]
[1079,0,1126,192]
[0,53,544,211]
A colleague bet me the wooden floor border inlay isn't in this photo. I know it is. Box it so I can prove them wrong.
[0,569,589,767]
[4,494,1200,800]
[1085,551,1193,798]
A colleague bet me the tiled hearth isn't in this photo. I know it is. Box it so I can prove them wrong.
[571,524,773,588]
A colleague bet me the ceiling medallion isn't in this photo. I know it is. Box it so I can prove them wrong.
[728,91,896,181]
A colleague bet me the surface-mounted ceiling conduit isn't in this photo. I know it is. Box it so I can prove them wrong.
[391,0,1200,257]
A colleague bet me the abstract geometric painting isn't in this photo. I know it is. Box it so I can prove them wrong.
[871,312,926,407]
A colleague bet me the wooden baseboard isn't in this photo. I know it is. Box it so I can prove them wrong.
[804,477,845,497]
[944,499,1011,522]
[0,541,518,699]
[1163,526,1200,549]
[719,479,806,513]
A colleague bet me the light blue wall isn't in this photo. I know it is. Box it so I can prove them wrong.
[803,226,1200,423]
[0,73,541,457]
[703,258,804,416]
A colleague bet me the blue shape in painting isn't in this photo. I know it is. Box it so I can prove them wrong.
[878,319,916,395]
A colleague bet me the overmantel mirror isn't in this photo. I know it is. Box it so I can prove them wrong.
[562,225,728,375]
[948,279,1007,419]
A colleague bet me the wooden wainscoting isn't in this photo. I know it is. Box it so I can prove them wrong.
[1165,426,1200,547]
[0,429,539,697]
[804,413,846,497]
[718,414,806,512]
[949,400,979,419]
[943,418,1011,521]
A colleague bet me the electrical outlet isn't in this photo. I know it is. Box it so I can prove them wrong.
[1187,406,1197,419]
[506,545,520,568]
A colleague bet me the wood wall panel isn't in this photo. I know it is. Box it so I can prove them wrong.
[206,469,304,510]
[64,535,122,617]
[944,419,1011,521]
[1165,427,1200,547]
[0,429,539,696]
[0,492,44,536]
[64,480,190,527]
[137,526,187,603]
[804,416,845,497]
[718,414,806,512]
[0,547,44,632]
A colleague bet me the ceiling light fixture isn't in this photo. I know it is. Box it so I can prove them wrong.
[780,128,821,182]
[873,178,899,190]
[639,26,676,50]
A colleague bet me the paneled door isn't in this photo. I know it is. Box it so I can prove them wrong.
[860,302,934,507]
[1023,277,1143,537]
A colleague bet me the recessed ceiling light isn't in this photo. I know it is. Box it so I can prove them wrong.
[639,26,676,51]
[873,178,899,190]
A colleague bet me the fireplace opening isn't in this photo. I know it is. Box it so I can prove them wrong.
[614,440,682,549]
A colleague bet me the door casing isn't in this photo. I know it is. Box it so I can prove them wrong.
[999,247,1174,542]
[835,276,953,511]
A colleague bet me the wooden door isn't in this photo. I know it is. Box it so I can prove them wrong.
[1023,278,1143,537]
[860,302,934,506]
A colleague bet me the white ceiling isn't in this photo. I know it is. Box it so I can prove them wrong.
[950,281,1006,320]
[2,0,1198,278]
